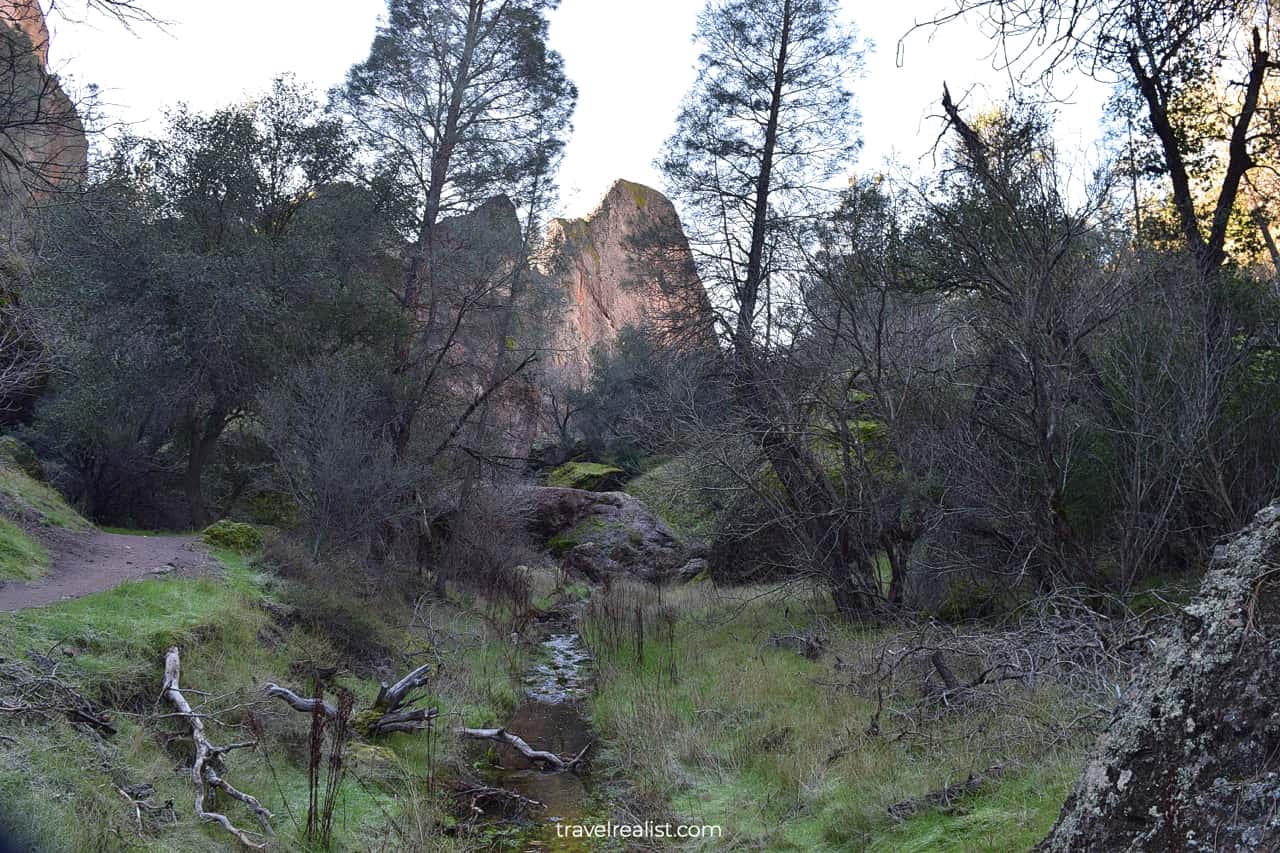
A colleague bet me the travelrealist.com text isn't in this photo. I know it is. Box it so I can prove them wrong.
[555,821,724,840]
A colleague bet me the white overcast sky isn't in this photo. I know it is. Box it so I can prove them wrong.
[47,0,1111,216]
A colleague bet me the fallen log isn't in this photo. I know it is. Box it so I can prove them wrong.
[265,661,439,737]
[887,763,1005,821]
[162,647,273,849]
[456,726,591,772]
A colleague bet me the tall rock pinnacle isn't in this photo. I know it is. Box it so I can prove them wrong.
[539,179,713,385]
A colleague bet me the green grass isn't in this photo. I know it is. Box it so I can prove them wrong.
[98,525,193,536]
[0,460,91,583]
[0,464,91,530]
[585,581,1090,851]
[0,515,48,581]
[0,547,525,851]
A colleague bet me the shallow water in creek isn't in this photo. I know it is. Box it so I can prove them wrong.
[486,629,597,851]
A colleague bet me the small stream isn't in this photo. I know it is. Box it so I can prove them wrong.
[485,626,596,850]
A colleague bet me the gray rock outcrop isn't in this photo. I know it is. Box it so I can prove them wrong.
[527,486,688,582]
[1040,502,1280,851]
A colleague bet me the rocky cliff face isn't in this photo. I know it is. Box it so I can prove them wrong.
[0,0,87,210]
[1040,502,1280,851]
[539,179,713,385]
[0,0,48,65]
[425,181,714,456]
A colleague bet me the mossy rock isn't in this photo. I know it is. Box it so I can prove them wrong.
[546,461,626,492]
[0,436,44,482]
[200,520,263,554]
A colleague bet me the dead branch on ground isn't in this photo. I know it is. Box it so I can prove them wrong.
[265,661,439,737]
[455,726,591,772]
[887,763,1006,821]
[162,646,273,850]
[447,778,545,818]
[0,655,115,734]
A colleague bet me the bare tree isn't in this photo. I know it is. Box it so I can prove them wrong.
[917,0,1279,279]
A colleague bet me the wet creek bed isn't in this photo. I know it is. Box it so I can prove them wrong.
[478,624,603,850]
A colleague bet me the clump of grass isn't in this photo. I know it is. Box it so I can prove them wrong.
[586,582,1095,850]
[0,515,48,581]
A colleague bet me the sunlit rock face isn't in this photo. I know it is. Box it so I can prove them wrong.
[0,0,87,207]
[0,0,48,65]
[424,180,715,458]
[538,179,714,386]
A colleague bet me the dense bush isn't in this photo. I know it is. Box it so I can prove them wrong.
[201,520,263,553]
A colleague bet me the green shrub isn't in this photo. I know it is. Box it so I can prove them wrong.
[200,519,263,553]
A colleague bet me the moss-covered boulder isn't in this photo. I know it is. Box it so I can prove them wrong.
[546,461,626,492]
[201,520,263,554]
[528,486,690,582]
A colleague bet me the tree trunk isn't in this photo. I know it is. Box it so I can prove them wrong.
[184,413,226,530]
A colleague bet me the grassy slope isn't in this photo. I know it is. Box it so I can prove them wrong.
[624,456,718,539]
[0,461,90,582]
[0,515,48,580]
[585,583,1086,851]
[0,465,92,532]
[0,550,524,852]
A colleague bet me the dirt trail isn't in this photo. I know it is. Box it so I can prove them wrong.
[0,531,212,611]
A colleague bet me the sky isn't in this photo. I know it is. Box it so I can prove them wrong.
[47,0,1112,217]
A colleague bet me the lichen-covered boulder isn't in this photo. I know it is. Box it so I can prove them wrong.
[527,486,687,582]
[1040,503,1280,851]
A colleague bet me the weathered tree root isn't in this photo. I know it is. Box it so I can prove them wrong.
[162,647,273,849]
[456,726,591,772]
[265,661,439,737]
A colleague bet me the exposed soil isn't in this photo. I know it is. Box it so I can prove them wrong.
[0,529,212,611]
